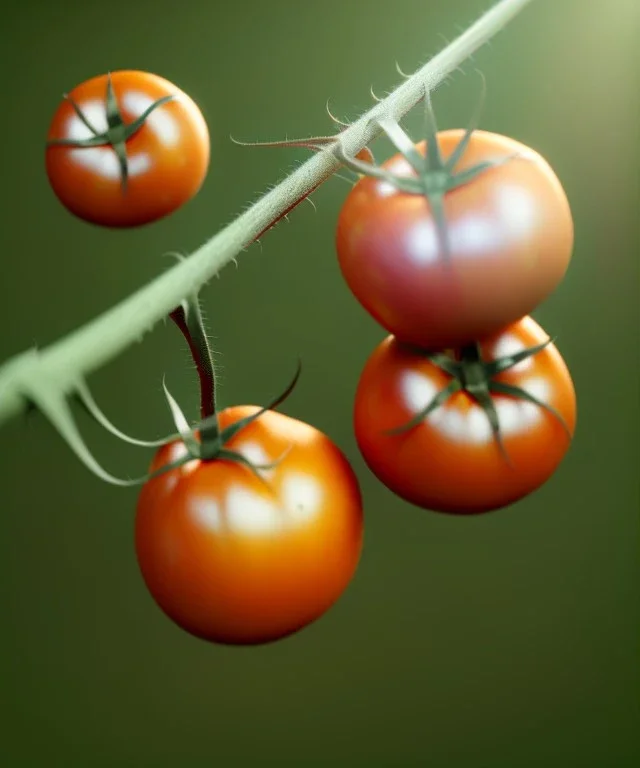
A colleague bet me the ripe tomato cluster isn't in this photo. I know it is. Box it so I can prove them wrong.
[44,73,577,647]
[336,103,576,515]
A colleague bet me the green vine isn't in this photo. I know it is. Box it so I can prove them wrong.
[0,0,535,442]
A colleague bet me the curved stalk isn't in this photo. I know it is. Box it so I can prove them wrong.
[0,0,535,429]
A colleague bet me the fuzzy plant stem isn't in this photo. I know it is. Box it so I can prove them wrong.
[170,300,217,420]
[0,0,535,429]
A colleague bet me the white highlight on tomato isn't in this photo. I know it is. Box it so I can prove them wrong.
[190,470,322,535]
[225,487,284,534]
[375,180,399,198]
[400,369,550,443]
[66,100,108,138]
[65,98,151,178]
[122,90,180,146]
[281,472,323,523]
[495,376,549,436]
[62,89,179,181]
[495,183,539,242]
[161,474,180,495]
[68,146,151,179]
[406,219,439,264]
[235,440,276,481]
[193,498,223,531]
[492,333,535,373]
[404,183,539,265]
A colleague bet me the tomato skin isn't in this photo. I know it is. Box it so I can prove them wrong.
[135,407,363,645]
[336,131,574,349]
[354,317,576,514]
[46,70,210,227]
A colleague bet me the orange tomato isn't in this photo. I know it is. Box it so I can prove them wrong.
[135,407,363,645]
[354,317,577,514]
[45,70,210,227]
[336,131,574,349]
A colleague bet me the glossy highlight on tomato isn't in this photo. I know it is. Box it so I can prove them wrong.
[46,70,210,227]
[135,407,363,645]
[354,317,576,514]
[336,131,574,349]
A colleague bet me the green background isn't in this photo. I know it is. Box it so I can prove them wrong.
[1,0,638,765]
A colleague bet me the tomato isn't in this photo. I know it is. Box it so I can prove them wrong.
[336,131,574,349]
[135,407,363,645]
[45,70,210,227]
[354,316,576,514]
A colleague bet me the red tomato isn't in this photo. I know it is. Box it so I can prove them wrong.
[336,131,574,349]
[354,317,576,514]
[46,70,210,227]
[135,407,363,645]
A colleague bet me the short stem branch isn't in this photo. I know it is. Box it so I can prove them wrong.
[169,302,216,419]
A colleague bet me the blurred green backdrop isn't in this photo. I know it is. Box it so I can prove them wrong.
[1,0,638,765]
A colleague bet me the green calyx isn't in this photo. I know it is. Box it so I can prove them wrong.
[46,72,174,191]
[51,358,301,488]
[156,358,301,481]
[157,290,300,481]
[388,339,572,465]
[335,77,517,261]
[19,285,301,487]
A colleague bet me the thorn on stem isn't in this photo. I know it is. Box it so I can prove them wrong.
[326,99,349,127]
